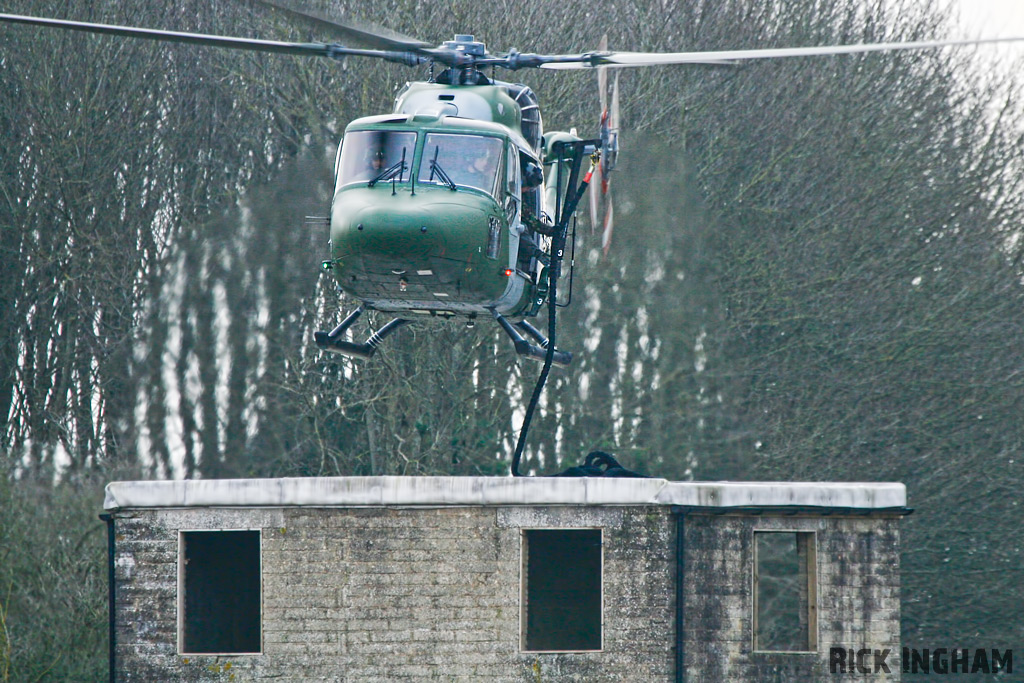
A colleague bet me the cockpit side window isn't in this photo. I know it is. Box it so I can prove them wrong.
[503,141,520,226]
[507,143,520,197]
[336,130,417,187]
[333,139,344,185]
[418,133,504,195]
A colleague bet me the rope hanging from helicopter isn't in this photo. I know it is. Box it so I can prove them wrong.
[510,144,599,477]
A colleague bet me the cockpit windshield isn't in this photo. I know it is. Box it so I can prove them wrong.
[418,134,503,195]
[336,130,416,186]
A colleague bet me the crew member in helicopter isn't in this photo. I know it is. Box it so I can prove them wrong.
[521,159,554,236]
[367,147,387,173]
[460,144,496,189]
[516,158,554,270]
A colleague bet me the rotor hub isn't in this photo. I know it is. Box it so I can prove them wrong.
[442,35,487,59]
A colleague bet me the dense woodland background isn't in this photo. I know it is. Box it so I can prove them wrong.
[1,0,1023,678]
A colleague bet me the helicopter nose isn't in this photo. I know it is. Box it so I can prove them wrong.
[335,206,475,259]
[344,210,436,257]
[331,191,497,260]
[328,190,505,304]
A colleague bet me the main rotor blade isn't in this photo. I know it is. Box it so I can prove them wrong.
[0,12,425,65]
[601,195,614,256]
[540,35,1024,69]
[252,0,431,53]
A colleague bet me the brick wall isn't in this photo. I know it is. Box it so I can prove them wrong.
[682,513,902,682]
[112,505,900,681]
[113,505,675,682]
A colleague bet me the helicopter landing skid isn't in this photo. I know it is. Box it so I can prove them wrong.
[314,307,410,359]
[493,312,572,367]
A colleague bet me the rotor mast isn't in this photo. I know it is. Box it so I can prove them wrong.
[435,34,490,84]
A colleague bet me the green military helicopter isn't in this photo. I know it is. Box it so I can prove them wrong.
[3,4,1022,369]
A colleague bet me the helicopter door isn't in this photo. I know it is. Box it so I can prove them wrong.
[519,151,544,225]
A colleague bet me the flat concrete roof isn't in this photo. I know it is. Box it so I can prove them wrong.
[103,477,906,511]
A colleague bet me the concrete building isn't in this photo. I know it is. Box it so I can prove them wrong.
[101,476,908,681]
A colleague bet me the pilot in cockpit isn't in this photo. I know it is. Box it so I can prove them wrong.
[367,148,387,173]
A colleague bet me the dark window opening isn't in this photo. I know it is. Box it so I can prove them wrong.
[753,531,817,652]
[523,528,602,652]
[180,530,261,654]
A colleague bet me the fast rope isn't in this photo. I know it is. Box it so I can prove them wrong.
[511,152,598,476]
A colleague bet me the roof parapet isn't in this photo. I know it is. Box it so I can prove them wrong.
[103,476,907,511]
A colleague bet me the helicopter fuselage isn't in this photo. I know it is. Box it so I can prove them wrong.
[324,81,569,322]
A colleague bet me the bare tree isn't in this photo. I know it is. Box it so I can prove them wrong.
[2,0,1024,675]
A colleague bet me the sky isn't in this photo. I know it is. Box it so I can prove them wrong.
[951,0,1024,56]
[953,0,1024,37]
[947,0,1024,124]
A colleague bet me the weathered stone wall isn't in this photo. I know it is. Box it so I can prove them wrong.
[682,513,902,682]
[113,505,675,682]
[113,505,900,682]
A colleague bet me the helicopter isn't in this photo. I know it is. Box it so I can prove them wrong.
[3,3,1023,371]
